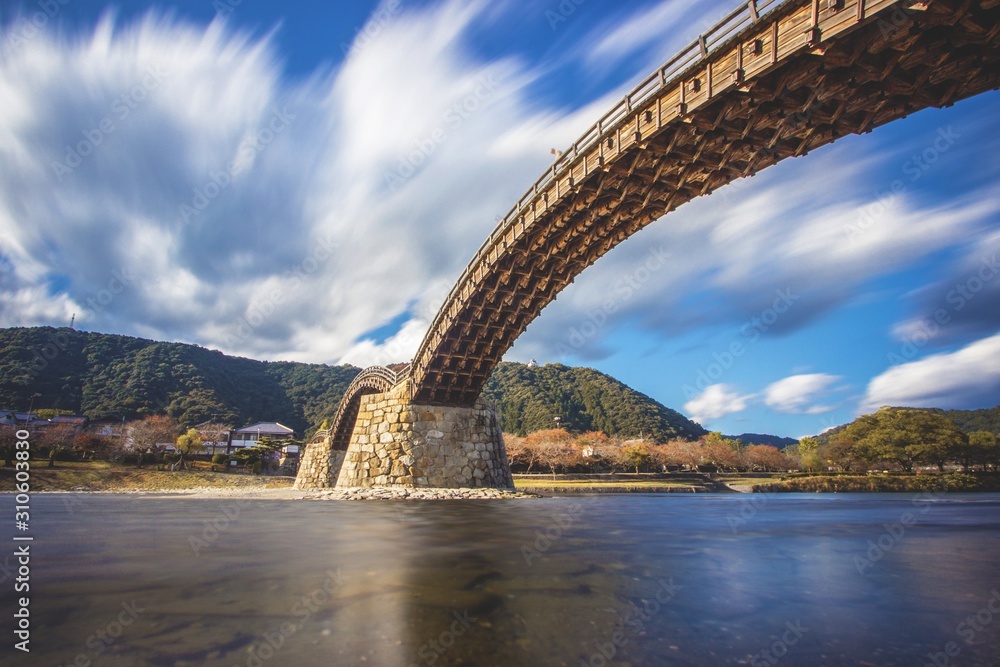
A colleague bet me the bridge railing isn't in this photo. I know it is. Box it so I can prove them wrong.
[355,364,411,387]
[392,364,411,385]
[496,0,786,255]
[413,0,788,377]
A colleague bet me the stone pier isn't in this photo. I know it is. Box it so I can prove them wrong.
[295,383,512,490]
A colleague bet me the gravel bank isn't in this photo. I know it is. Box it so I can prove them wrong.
[28,486,541,500]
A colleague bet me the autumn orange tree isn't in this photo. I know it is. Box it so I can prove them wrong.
[698,433,744,471]
[655,439,700,470]
[745,444,791,472]
[524,429,576,477]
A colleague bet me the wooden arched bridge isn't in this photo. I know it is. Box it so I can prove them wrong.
[297,0,999,489]
[410,0,998,406]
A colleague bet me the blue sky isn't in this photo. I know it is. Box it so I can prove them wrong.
[0,0,998,438]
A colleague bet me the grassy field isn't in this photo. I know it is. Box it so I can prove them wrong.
[0,460,295,492]
[513,472,1000,493]
[512,473,732,493]
[752,473,1000,493]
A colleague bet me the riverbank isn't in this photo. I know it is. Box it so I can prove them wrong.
[511,472,737,493]
[0,460,296,493]
[752,473,1000,493]
[0,461,538,499]
[4,462,998,495]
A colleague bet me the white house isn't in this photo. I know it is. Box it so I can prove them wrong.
[230,422,296,452]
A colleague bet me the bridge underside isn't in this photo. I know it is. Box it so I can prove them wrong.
[410,0,1000,406]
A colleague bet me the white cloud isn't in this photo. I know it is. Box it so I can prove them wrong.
[764,373,841,414]
[860,332,1000,411]
[0,3,568,365]
[684,383,750,425]
[584,0,735,73]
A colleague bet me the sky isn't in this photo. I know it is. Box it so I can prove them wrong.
[0,0,998,438]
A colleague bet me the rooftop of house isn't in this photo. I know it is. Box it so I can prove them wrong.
[234,422,295,436]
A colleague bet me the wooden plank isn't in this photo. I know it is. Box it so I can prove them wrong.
[599,132,616,163]
[659,86,682,124]
[585,145,602,171]
[776,4,812,58]
[638,104,658,135]
[865,0,899,15]
[686,69,710,111]
[771,20,778,64]
[713,47,740,93]
[619,124,637,151]
[819,0,861,38]
[743,27,774,78]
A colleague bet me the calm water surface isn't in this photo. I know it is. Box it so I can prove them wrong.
[1,493,999,666]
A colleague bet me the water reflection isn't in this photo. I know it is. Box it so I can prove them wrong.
[1,494,998,666]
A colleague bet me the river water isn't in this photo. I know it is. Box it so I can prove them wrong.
[1,493,999,666]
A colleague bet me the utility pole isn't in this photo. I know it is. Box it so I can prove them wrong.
[25,393,41,426]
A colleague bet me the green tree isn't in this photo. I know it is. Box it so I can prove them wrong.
[231,437,284,473]
[619,441,653,474]
[796,436,823,471]
[841,407,968,472]
[173,428,204,470]
[967,431,999,471]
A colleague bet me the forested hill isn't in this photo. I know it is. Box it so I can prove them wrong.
[931,406,1000,435]
[0,327,706,440]
[0,327,358,434]
[483,362,707,442]
[726,433,799,449]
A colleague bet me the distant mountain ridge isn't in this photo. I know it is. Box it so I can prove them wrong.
[726,433,799,449]
[929,406,1000,435]
[0,327,705,440]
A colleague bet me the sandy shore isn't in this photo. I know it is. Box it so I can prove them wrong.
[31,486,541,500]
